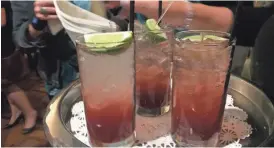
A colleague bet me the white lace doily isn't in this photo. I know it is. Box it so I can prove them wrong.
[70,94,252,147]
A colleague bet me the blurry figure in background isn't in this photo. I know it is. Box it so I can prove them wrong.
[254,1,273,8]
[105,0,234,32]
[251,14,274,100]
[104,1,147,29]
[135,13,148,24]
[101,1,129,31]
[11,1,79,99]
[2,0,37,134]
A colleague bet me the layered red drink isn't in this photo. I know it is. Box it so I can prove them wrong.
[136,63,170,114]
[76,32,136,147]
[135,39,172,116]
[83,88,135,146]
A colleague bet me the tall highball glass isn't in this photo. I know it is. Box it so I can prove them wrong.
[135,28,174,117]
[172,30,235,146]
[76,32,135,147]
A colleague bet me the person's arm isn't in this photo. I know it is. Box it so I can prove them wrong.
[1,1,8,26]
[1,8,6,26]
[117,1,233,32]
[187,3,234,32]
[11,1,47,49]
[141,1,233,32]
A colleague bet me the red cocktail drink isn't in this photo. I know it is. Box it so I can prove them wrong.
[172,31,232,146]
[83,89,135,146]
[136,64,170,114]
[172,70,227,146]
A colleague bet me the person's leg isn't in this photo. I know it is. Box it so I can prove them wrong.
[7,98,22,124]
[7,85,37,129]
[2,80,23,127]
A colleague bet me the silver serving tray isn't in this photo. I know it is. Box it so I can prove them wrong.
[43,75,274,147]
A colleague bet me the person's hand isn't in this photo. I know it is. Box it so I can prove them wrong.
[104,1,120,10]
[29,0,58,37]
[34,0,57,20]
[104,0,186,26]
[1,8,7,26]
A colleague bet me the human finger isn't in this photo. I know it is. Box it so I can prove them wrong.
[36,13,58,20]
[34,6,56,15]
[34,0,54,7]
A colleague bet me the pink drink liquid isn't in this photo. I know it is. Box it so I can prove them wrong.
[172,70,226,146]
[136,64,170,110]
[82,89,135,146]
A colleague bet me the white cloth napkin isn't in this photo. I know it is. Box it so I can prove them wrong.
[50,0,118,42]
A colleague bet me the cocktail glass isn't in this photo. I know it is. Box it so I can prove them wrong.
[172,30,235,146]
[135,28,174,117]
[75,32,135,147]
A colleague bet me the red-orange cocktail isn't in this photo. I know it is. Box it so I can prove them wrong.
[172,31,233,146]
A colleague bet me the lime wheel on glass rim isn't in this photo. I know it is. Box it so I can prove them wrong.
[83,31,133,52]
[182,34,227,41]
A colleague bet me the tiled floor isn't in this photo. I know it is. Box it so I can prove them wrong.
[1,72,50,147]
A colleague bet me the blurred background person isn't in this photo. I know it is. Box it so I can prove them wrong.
[2,0,37,134]
[251,14,274,100]
[11,1,79,99]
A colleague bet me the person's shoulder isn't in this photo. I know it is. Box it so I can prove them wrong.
[10,1,34,15]
[10,1,34,9]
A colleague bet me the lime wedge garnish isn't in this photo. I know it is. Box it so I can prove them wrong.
[145,19,167,42]
[182,35,227,41]
[84,31,133,52]
[145,19,161,31]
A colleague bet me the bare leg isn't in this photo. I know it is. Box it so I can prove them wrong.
[8,90,37,129]
[7,99,22,124]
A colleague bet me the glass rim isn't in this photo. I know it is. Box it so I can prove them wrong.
[174,30,235,52]
[75,32,134,55]
[75,27,174,47]
[175,30,231,38]
[75,32,134,47]
[133,26,174,35]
